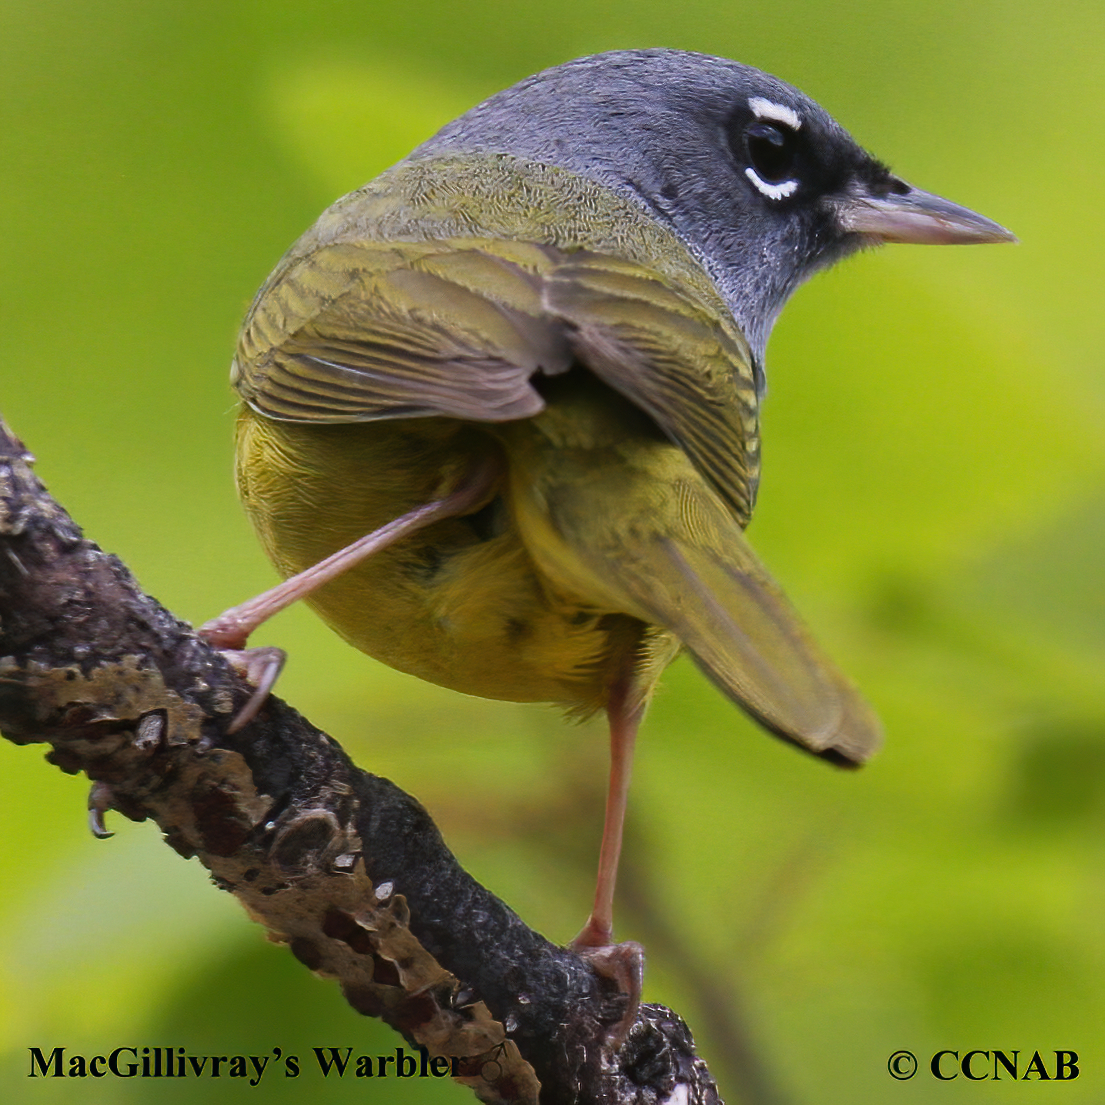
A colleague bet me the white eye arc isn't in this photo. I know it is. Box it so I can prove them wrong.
[748,96,802,131]
[744,167,798,200]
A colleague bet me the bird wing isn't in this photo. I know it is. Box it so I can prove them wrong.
[541,251,759,523]
[233,240,567,423]
[233,238,759,523]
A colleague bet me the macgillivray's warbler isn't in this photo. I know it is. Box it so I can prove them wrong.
[203,48,1013,1016]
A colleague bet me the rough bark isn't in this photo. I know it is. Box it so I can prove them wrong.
[0,417,721,1105]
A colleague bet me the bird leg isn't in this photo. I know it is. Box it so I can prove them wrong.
[570,665,646,1048]
[200,455,501,730]
[575,676,642,948]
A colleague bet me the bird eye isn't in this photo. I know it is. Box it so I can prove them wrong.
[745,121,796,185]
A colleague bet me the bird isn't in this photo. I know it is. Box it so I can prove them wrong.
[203,48,1012,1010]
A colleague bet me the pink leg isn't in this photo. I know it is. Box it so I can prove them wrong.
[202,455,500,649]
[574,681,643,949]
[570,674,647,1050]
[201,455,499,730]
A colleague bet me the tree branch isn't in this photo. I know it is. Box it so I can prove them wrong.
[0,415,722,1105]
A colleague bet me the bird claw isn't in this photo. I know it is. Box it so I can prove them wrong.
[570,930,646,1051]
[88,781,115,839]
[215,646,287,733]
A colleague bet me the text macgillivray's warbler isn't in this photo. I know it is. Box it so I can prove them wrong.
[205,49,1012,992]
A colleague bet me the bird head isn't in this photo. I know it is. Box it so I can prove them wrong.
[411,49,1013,361]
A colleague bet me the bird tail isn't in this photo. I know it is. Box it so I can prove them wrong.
[526,468,883,766]
[626,525,882,765]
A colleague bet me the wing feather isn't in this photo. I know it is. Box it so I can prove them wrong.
[233,237,760,521]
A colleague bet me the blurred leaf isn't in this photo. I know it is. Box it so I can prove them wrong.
[262,56,478,197]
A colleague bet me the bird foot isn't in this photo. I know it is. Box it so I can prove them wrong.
[207,645,287,733]
[570,922,645,1051]
[88,781,116,838]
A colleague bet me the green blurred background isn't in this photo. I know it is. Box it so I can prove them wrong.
[2,1,1103,1102]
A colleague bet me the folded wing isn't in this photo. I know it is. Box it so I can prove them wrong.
[233,238,760,523]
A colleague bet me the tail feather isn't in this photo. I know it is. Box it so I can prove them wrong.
[583,508,882,766]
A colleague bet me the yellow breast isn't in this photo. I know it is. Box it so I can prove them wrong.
[234,407,660,714]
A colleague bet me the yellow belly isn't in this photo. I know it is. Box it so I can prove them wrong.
[234,408,649,713]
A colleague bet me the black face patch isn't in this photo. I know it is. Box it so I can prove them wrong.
[723,95,880,211]
[744,120,798,186]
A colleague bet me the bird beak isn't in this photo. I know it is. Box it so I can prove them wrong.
[835,181,1016,245]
